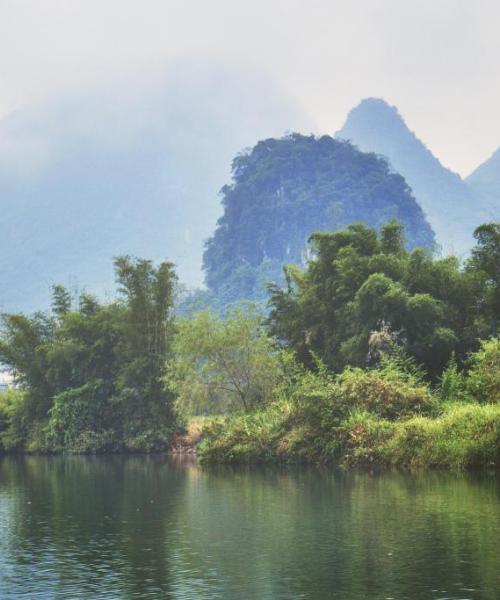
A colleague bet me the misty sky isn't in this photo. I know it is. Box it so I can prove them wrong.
[1,0,500,177]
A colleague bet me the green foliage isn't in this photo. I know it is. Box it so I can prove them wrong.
[382,404,500,469]
[468,223,500,335]
[2,217,499,468]
[324,366,434,423]
[168,309,284,417]
[198,354,434,464]
[48,380,110,452]
[466,338,500,404]
[0,389,30,451]
[203,134,435,309]
[269,221,491,377]
[0,256,177,453]
[438,354,468,403]
[199,341,500,469]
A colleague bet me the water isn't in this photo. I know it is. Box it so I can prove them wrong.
[0,456,499,599]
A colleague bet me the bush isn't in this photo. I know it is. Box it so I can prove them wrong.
[122,429,172,453]
[0,389,30,451]
[438,354,468,403]
[337,411,395,465]
[199,360,436,464]
[198,407,287,463]
[48,380,110,452]
[466,338,500,403]
[384,403,500,469]
[323,364,434,424]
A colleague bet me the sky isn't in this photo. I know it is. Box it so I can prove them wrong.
[1,0,500,177]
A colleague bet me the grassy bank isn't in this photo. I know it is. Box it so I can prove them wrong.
[196,343,500,469]
[197,402,500,469]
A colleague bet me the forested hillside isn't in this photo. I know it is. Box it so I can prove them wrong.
[203,133,435,308]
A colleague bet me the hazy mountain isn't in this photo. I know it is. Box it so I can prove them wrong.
[0,63,312,312]
[203,133,435,309]
[336,98,492,256]
[466,147,500,216]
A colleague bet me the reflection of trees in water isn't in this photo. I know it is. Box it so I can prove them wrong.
[1,458,500,598]
[0,456,187,597]
[172,466,500,598]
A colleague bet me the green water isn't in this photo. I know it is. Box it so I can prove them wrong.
[0,456,499,599]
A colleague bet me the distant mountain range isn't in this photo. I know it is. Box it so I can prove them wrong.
[0,64,311,312]
[466,147,500,213]
[336,98,498,256]
[0,86,498,314]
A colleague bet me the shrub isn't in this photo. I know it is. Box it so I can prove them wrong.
[384,403,500,469]
[337,411,395,466]
[323,364,434,424]
[48,380,109,451]
[438,354,468,403]
[466,338,500,403]
[0,389,30,451]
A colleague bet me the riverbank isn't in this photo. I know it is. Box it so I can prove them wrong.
[2,338,499,468]
[1,402,499,471]
[196,402,500,469]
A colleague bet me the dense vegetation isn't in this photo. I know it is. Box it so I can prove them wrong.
[268,221,499,376]
[1,222,499,470]
[202,133,435,310]
[0,257,177,453]
[191,319,500,469]
[191,222,500,468]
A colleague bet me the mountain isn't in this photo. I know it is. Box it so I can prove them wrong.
[202,133,435,308]
[466,147,500,216]
[0,62,311,313]
[336,98,492,256]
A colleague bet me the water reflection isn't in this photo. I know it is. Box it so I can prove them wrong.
[0,456,499,599]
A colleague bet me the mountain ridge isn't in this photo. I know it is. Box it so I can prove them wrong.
[466,147,500,217]
[336,97,496,256]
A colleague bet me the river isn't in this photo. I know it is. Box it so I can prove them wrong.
[0,456,499,599]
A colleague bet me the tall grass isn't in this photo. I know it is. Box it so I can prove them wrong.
[198,345,500,469]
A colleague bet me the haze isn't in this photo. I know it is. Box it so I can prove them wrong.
[2,0,500,176]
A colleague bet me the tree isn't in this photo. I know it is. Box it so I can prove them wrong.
[468,223,500,335]
[51,285,72,318]
[0,256,178,452]
[268,222,481,377]
[113,256,177,433]
[168,309,283,416]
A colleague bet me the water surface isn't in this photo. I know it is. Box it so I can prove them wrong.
[0,456,499,599]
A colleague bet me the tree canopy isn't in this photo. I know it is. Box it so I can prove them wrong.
[0,257,177,452]
[268,221,491,377]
